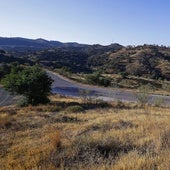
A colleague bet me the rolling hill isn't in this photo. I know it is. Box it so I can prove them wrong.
[88,45,170,80]
[0,37,170,81]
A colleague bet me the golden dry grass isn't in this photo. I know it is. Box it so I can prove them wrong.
[0,95,169,169]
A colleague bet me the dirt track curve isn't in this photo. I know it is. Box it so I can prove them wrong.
[48,71,170,106]
[0,71,170,106]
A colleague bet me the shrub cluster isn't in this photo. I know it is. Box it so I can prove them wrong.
[85,72,111,87]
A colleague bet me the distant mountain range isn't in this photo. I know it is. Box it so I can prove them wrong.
[0,37,111,50]
[0,37,124,52]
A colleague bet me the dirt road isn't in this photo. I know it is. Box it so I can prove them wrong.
[48,71,170,106]
[1,71,170,106]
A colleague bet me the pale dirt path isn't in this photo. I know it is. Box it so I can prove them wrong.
[0,71,170,107]
[47,71,170,106]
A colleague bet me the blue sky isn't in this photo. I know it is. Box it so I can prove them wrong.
[0,0,170,45]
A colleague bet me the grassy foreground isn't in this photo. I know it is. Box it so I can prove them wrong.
[0,95,170,170]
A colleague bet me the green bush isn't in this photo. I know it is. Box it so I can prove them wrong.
[17,97,29,107]
[136,85,152,105]
[85,73,111,87]
[136,93,150,105]
[93,99,110,107]
[2,65,53,105]
[48,105,62,112]
[153,97,165,107]
[65,105,84,113]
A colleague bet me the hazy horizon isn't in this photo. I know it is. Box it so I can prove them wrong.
[1,0,170,46]
[1,36,170,47]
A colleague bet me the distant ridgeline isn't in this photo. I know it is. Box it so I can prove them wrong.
[0,37,170,80]
[0,37,87,50]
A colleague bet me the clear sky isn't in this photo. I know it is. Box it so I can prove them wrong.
[0,0,170,45]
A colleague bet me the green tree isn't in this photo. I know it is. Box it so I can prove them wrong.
[2,66,53,105]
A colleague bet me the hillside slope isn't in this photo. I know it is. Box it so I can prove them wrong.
[88,45,170,80]
[0,37,170,81]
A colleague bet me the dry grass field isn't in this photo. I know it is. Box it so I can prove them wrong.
[0,95,169,170]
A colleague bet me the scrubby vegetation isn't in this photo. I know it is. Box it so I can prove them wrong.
[1,42,170,92]
[88,45,170,80]
[32,44,170,92]
[0,50,32,66]
[2,65,53,105]
[0,95,169,169]
[85,72,111,87]
[0,40,170,169]
[34,44,170,81]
